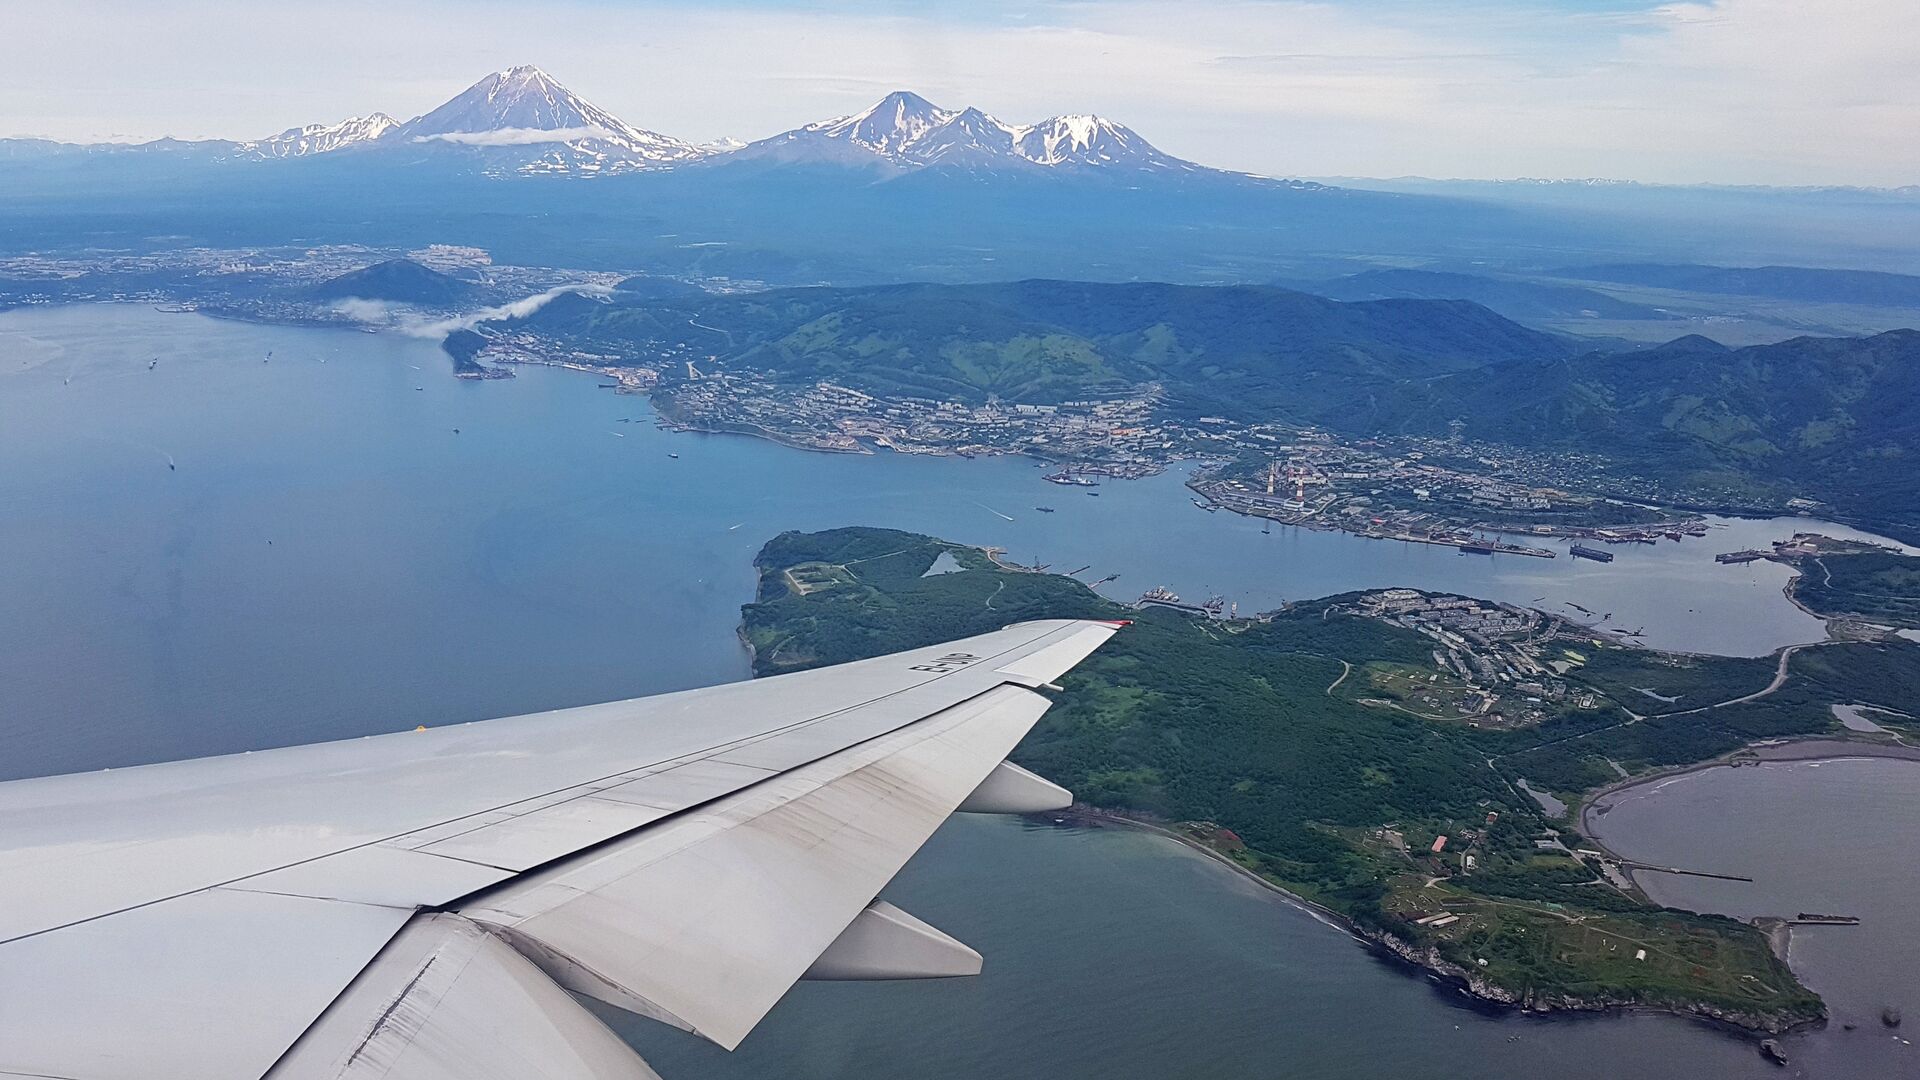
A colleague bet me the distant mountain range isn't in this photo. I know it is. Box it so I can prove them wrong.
[3,68,1912,287]
[728,91,1205,176]
[1285,269,1668,324]
[2,66,1232,182]
[1555,264,1920,308]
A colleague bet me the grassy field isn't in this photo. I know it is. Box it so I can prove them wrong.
[1348,661,1491,721]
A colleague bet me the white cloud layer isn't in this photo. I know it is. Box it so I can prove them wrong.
[333,284,609,339]
[414,126,608,146]
[1,0,1914,185]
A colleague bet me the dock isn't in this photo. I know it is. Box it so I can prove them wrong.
[1620,860,1752,882]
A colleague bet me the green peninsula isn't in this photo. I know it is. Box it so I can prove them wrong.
[742,527,1920,1034]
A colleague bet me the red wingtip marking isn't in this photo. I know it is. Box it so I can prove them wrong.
[1101,619,1133,627]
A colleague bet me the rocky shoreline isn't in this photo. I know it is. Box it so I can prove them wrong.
[1048,805,1819,1037]
[1355,923,1820,1035]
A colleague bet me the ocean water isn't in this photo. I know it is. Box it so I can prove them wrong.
[1591,757,1920,1078]
[1,304,1902,1078]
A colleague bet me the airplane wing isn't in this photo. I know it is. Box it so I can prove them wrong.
[0,618,1123,1080]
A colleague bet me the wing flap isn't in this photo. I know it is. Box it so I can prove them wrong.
[454,683,1054,1050]
[0,890,412,1080]
[0,620,1101,943]
[267,914,661,1080]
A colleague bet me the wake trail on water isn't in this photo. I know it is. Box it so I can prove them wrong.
[72,432,177,471]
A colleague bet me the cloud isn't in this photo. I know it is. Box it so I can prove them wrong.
[413,126,609,146]
[398,283,611,339]
[328,297,400,323]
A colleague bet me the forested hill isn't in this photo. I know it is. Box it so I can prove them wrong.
[1292,268,1666,323]
[510,278,1917,539]
[310,258,477,305]
[1352,330,1920,541]
[512,279,1574,412]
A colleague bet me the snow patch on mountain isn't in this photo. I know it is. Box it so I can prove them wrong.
[738,91,1203,175]
[5,68,1235,182]
[239,113,399,158]
[414,126,610,147]
[392,65,704,174]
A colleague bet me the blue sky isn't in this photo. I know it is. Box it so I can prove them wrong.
[3,0,1914,185]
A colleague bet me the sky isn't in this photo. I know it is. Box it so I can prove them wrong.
[2,0,1914,186]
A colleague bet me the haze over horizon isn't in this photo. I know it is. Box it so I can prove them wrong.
[5,0,1916,188]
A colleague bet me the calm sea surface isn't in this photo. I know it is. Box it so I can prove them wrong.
[1590,758,1920,1079]
[1,304,1907,1078]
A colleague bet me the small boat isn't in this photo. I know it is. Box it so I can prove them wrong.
[1035,506,1055,513]
[668,452,680,459]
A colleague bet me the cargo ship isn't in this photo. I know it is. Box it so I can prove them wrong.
[1570,543,1615,562]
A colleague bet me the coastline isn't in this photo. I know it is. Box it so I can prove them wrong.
[1578,736,1920,971]
[1579,735,1920,846]
[1045,804,1815,1037]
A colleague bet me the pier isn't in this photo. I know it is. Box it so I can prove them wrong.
[1620,860,1753,882]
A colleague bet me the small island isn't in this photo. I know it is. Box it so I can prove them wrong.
[741,526,1920,1037]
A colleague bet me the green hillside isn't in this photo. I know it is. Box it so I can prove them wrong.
[513,279,1919,539]
[310,258,477,306]
[514,279,1574,411]
[1359,330,1920,539]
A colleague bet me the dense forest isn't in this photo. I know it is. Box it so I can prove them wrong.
[513,279,1571,412]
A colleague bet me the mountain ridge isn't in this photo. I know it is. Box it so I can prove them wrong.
[725,89,1204,176]
[1,68,1235,182]
[505,278,1573,409]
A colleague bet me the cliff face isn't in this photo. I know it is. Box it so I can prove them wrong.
[1356,925,1826,1035]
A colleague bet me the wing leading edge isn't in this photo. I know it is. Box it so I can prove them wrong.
[0,619,1121,1080]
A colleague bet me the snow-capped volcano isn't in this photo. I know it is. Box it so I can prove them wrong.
[0,71,1231,183]
[733,92,1202,175]
[238,114,400,159]
[805,91,957,156]
[392,65,704,174]
[1014,114,1190,171]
